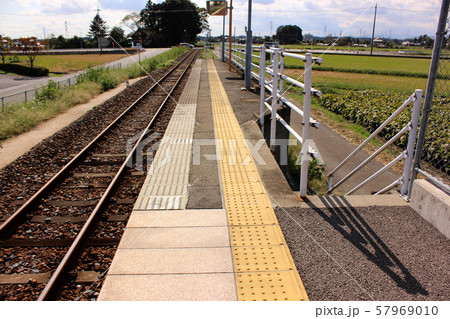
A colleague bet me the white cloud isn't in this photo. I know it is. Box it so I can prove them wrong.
[40,0,98,14]
[0,0,443,40]
[203,0,441,39]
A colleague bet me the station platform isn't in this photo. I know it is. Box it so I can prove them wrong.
[96,55,433,301]
[98,58,310,301]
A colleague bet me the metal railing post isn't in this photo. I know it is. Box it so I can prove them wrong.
[279,46,284,109]
[401,89,423,197]
[259,45,266,126]
[300,53,313,197]
[270,49,279,152]
[24,91,27,103]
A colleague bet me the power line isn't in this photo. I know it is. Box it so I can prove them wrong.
[377,6,438,13]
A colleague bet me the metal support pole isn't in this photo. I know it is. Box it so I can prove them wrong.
[370,3,377,56]
[244,0,253,89]
[259,45,266,126]
[300,53,312,197]
[228,0,233,71]
[400,89,422,196]
[269,49,279,151]
[279,46,284,108]
[222,15,225,62]
[409,0,450,196]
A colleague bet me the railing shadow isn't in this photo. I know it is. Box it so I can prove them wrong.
[305,196,428,296]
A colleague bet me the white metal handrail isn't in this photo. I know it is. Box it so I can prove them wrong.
[259,46,322,196]
[327,90,423,196]
[266,48,324,65]
[225,43,324,196]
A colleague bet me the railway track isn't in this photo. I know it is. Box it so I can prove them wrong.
[0,49,200,300]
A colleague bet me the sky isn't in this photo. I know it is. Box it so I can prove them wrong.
[0,0,443,40]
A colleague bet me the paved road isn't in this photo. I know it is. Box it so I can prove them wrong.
[0,48,169,101]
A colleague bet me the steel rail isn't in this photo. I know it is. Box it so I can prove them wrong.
[0,50,195,241]
[38,49,200,300]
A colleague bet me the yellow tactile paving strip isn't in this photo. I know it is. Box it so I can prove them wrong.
[207,60,308,301]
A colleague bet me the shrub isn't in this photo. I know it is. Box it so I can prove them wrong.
[319,90,449,174]
[35,80,59,102]
[0,63,49,76]
[98,73,118,91]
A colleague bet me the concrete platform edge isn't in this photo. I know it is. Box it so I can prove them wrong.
[410,179,450,239]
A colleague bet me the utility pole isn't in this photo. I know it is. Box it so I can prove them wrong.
[370,3,377,56]
[270,21,273,40]
[222,14,225,62]
[96,7,103,55]
[409,0,450,196]
[228,0,233,71]
[244,0,253,90]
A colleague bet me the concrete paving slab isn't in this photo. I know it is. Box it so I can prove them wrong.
[98,273,238,301]
[187,59,223,209]
[117,226,230,249]
[126,209,227,227]
[187,187,223,209]
[107,247,234,274]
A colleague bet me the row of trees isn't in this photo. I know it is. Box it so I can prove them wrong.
[0,36,46,68]
[87,0,209,48]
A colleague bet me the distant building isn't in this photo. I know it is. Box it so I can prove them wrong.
[401,41,421,47]
[373,37,385,47]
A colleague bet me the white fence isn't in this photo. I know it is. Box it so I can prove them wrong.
[224,43,323,196]
[223,42,429,198]
[326,90,423,196]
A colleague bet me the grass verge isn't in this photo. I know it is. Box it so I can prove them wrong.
[0,82,101,140]
[286,141,328,195]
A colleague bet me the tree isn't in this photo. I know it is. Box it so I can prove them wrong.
[275,25,303,44]
[121,12,143,34]
[198,7,211,35]
[109,26,127,47]
[140,0,206,47]
[89,13,109,51]
[18,37,42,68]
[0,36,14,64]
[418,34,434,48]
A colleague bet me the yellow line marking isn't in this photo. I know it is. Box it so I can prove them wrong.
[207,60,308,301]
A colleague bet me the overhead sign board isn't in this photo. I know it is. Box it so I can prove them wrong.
[206,1,228,16]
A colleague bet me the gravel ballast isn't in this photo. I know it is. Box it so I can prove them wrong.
[275,205,449,300]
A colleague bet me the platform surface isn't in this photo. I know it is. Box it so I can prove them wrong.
[98,58,309,301]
